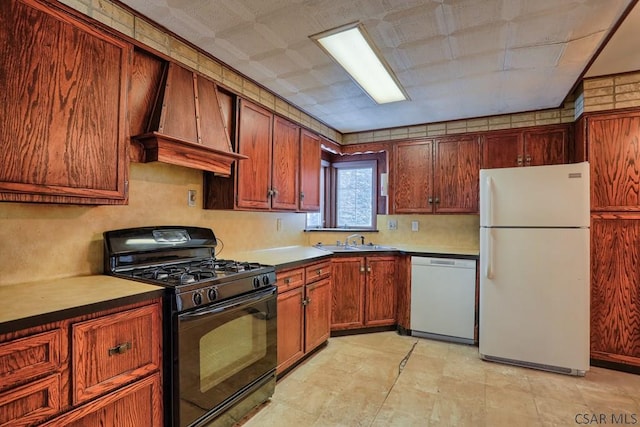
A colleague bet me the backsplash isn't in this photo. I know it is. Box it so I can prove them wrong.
[0,162,479,286]
[306,214,479,250]
[0,162,306,286]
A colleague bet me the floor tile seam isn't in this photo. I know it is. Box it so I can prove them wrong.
[368,339,419,427]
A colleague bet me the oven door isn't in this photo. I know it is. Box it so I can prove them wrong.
[177,286,277,427]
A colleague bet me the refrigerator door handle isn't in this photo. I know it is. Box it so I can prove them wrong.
[485,229,494,279]
[485,176,494,227]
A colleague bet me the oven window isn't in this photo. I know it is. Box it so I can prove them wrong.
[199,312,267,393]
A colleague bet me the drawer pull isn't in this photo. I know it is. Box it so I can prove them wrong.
[108,342,131,356]
[316,269,322,275]
[284,278,291,284]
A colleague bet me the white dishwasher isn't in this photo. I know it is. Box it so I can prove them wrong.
[410,256,476,344]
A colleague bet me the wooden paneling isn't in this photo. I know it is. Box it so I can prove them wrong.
[299,130,322,211]
[482,131,523,169]
[331,257,365,329]
[276,286,304,374]
[523,126,568,166]
[591,215,640,368]
[271,116,300,210]
[0,329,62,391]
[236,100,273,209]
[393,141,433,213]
[0,0,129,204]
[0,374,61,426]
[589,111,640,211]
[72,304,161,404]
[365,257,396,327]
[305,277,331,351]
[435,136,480,213]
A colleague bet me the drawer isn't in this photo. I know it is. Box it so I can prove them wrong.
[0,374,61,426]
[0,329,63,391]
[277,267,304,292]
[305,261,331,283]
[72,303,161,405]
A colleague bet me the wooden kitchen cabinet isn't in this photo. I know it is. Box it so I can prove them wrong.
[588,110,640,211]
[590,215,640,369]
[0,0,129,205]
[276,260,331,375]
[392,136,479,214]
[0,299,162,426]
[481,124,569,169]
[331,255,396,331]
[205,98,322,212]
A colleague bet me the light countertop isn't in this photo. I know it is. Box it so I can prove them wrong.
[0,275,163,330]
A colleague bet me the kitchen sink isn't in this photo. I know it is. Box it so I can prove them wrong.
[314,243,397,253]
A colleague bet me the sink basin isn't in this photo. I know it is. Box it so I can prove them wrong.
[314,244,397,253]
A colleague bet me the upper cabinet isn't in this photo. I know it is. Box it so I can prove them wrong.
[481,124,570,169]
[588,110,640,211]
[392,135,480,214]
[205,99,322,212]
[0,0,130,204]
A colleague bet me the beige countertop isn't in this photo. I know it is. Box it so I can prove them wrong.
[0,275,164,327]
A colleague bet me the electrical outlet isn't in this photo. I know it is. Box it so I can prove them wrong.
[276,218,282,231]
[388,219,398,230]
[411,220,419,231]
[187,190,197,207]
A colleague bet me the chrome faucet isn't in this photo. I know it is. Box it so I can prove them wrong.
[345,234,365,246]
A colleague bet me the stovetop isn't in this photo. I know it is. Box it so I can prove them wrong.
[103,226,276,312]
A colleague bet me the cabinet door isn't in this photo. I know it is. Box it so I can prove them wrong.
[434,136,480,213]
[523,126,568,166]
[42,373,162,427]
[276,287,305,374]
[299,130,322,211]
[365,256,397,326]
[305,277,331,352]
[271,117,300,210]
[589,112,640,211]
[393,140,434,213]
[237,100,273,209]
[331,257,365,330]
[0,0,129,204]
[482,131,523,169]
[591,216,640,368]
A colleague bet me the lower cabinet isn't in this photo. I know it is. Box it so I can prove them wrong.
[331,255,397,331]
[276,260,331,375]
[0,299,162,426]
[591,215,640,369]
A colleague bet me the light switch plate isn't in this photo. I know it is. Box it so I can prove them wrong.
[388,219,398,230]
[411,220,419,231]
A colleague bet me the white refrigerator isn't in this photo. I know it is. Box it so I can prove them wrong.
[479,161,590,376]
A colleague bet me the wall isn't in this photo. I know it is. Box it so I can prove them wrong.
[0,162,306,286]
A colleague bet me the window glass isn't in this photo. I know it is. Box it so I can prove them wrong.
[336,166,373,228]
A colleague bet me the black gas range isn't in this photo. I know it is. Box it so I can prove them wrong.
[103,226,277,427]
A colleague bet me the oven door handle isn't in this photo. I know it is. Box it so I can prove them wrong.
[179,286,276,321]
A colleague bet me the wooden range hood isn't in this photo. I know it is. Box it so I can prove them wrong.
[133,62,246,175]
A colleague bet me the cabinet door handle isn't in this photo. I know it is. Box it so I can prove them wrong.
[108,342,131,356]
[434,197,440,204]
[525,155,531,166]
[517,155,523,166]
[302,297,310,306]
[300,191,305,201]
[360,266,365,272]
[367,266,371,273]
[428,197,433,205]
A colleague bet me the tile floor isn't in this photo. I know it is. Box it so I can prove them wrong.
[242,332,640,427]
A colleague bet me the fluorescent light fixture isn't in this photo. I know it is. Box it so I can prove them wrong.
[311,23,408,104]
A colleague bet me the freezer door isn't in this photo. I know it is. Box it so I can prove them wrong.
[479,162,590,227]
[479,227,590,373]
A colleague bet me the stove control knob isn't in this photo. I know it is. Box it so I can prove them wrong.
[207,287,218,302]
[193,291,203,306]
[262,275,270,286]
[253,277,261,289]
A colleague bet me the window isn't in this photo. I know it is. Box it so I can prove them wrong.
[306,159,377,229]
